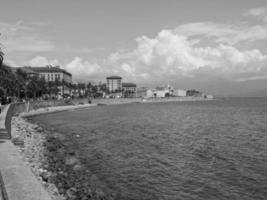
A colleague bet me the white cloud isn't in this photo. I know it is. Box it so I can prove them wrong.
[108,28,267,82]
[174,22,267,44]
[20,18,267,84]
[244,7,267,22]
[0,21,54,52]
[28,56,60,66]
[64,57,105,81]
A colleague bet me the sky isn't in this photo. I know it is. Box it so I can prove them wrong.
[1,0,267,95]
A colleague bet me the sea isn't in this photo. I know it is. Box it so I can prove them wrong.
[31,98,267,200]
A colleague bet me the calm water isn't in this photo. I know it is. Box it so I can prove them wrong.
[31,98,267,200]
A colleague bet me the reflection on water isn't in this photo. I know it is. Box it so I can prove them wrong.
[32,98,267,200]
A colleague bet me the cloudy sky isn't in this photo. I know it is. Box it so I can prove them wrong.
[1,0,267,95]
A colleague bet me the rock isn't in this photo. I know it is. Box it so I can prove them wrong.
[66,188,77,200]
[73,164,83,171]
[32,124,39,129]
[11,136,25,147]
[47,184,59,196]
[65,156,80,166]
[36,127,43,132]
[95,188,105,200]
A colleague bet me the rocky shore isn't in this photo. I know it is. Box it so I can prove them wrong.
[11,117,114,200]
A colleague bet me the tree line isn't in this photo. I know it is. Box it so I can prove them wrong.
[0,42,107,102]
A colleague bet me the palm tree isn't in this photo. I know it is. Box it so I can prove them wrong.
[0,63,14,98]
[15,68,28,99]
[0,50,3,66]
[0,33,3,65]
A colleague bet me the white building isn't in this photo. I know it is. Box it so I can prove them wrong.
[106,76,122,93]
[22,66,72,96]
[173,89,187,97]
[23,66,72,83]
[146,89,170,98]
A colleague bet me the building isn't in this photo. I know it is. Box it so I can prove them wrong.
[23,65,72,83]
[173,89,187,97]
[155,89,170,98]
[146,89,155,98]
[122,83,137,98]
[106,76,122,93]
[136,87,147,98]
[23,65,72,96]
[146,89,170,98]
[186,89,202,97]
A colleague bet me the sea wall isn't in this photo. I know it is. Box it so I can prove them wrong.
[4,100,74,139]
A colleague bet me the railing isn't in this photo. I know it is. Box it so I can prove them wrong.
[0,170,9,200]
[4,100,71,139]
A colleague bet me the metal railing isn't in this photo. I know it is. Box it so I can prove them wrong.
[0,170,8,200]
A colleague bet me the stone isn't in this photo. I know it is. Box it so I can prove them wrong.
[65,156,80,166]
[11,136,25,147]
[47,184,60,196]
[36,127,43,132]
[66,188,77,200]
[73,164,83,171]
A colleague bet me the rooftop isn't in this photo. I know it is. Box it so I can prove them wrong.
[106,75,122,80]
[23,66,72,77]
[122,82,137,87]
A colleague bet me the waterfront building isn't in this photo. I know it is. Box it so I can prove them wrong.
[146,89,155,98]
[155,89,170,98]
[173,89,187,97]
[23,65,72,83]
[122,83,137,98]
[186,89,202,97]
[136,87,147,98]
[106,76,122,93]
[22,65,72,96]
[146,88,170,98]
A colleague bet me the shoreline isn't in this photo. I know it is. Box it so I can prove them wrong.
[8,96,214,200]
[11,117,114,200]
[19,96,214,118]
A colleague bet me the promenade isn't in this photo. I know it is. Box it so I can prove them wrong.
[0,106,52,200]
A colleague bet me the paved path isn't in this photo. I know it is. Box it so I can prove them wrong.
[0,105,52,200]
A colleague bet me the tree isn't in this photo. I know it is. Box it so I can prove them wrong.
[77,83,86,97]
[0,49,3,66]
[14,68,28,99]
[0,33,3,65]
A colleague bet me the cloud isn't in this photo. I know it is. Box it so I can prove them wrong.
[174,22,267,44]
[108,28,267,82]
[64,57,105,82]
[0,21,54,52]
[244,7,267,22]
[28,56,60,66]
[26,22,267,84]
[20,16,267,86]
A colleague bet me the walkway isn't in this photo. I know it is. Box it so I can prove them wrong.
[0,105,51,200]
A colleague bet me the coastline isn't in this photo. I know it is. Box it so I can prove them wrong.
[19,96,214,118]
[11,117,114,200]
[8,96,214,200]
